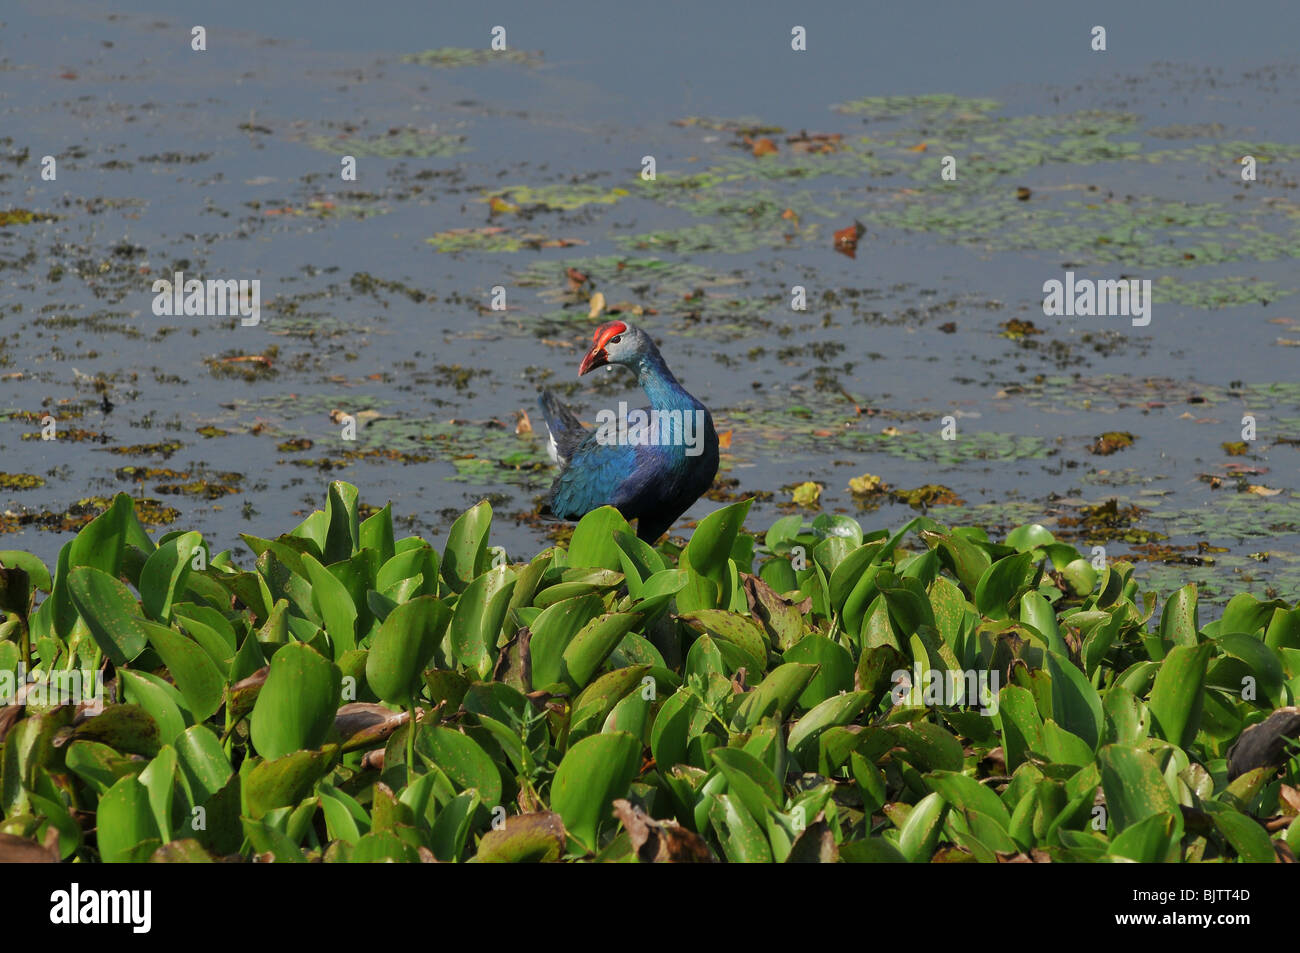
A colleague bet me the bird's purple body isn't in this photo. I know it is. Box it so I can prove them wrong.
[539,321,719,543]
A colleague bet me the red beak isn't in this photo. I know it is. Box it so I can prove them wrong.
[579,347,608,376]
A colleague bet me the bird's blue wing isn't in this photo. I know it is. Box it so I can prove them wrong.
[545,436,653,520]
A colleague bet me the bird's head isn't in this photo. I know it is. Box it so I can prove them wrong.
[578,320,647,375]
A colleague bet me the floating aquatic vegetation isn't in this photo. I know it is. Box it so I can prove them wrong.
[0,473,44,490]
[1090,431,1135,455]
[890,483,964,507]
[1153,275,1290,308]
[0,209,57,226]
[427,227,585,253]
[479,184,630,212]
[399,47,541,68]
[307,128,468,159]
[834,93,1001,119]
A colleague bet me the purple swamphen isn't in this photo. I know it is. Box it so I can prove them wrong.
[539,320,719,543]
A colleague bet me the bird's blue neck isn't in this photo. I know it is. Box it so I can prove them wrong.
[634,343,698,409]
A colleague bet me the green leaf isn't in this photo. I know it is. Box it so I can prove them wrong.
[474,812,567,863]
[139,531,203,623]
[1159,583,1200,648]
[324,481,360,564]
[1107,811,1181,862]
[416,726,502,807]
[551,732,641,852]
[300,553,358,655]
[1097,744,1180,834]
[69,493,133,581]
[244,746,337,820]
[974,552,1034,620]
[448,567,514,676]
[897,791,947,862]
[568,506,632,571]
[782,634,854,707]
[442,500,492,593]
[709,793,773,863]
[67,566,149,666]
[1204,803,1276,863]
[366,596,451,703]
[249,643,342,760]
[141,619,226,721]
[1046,650,1103,749]
[1148,642,1213,748]
[788,691,871,760]
[96,775,161,863]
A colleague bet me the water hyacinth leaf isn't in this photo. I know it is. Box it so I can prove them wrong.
[709,793,772,863]
[118,671,188,747]
[1159,583,1200,649]
[1020,591,1067,657]
[368,596,452,703]
[782,634,854,707]
[243,746,338,820]
[138,745,178,843]
[568,506,632,571]
[788,691,871,760]
[448,568,514,676]
[1005,523,1055,553]
[890,721,965,773]
[0,551,51,594]
[1107,811,1180,863]
[416,726,502,807]
[69,493,133,581]
[324,481,361,564]
[442,500,492,593]
[139,531,203,624]
[551,732,641,852]
[932,532,990,594]
[556,613,641,693]
[174,725,233,804]
[678,610,767,673]
[250,643,342,760]
[474,812,567,863]
[299,552,358,655]
[1148,642,1212,749]
[974,552,1034,620]
[96,775,161,863]
[926,771,1011,831]
[140,619,225,721]
[528,593,605,688]
[67,566,149,666]
[1097,744,1180,834]
[1045,650,1102,749]
[1214,633,1285,707]
[711,747,783,820]
[897,791,947,862]
[678,499,752,611]
[431,790,481,862]
[614,530,665,581]
[64,741,144,796]
[1203,804,1277,863]
[839,838,908,863]
[359,502,396,568]
[997,684,1043,770]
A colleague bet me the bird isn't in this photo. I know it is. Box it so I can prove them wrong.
[538,320,719,543]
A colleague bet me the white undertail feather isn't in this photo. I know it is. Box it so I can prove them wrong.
[545,426,561,465]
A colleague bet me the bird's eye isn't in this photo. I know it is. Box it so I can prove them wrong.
[609,335,622,345]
